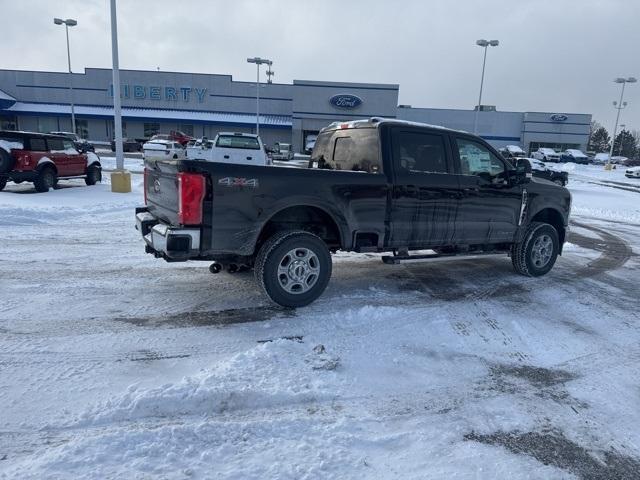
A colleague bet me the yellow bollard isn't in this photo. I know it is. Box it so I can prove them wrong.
[604,163,612,171]
[111,169,132,193]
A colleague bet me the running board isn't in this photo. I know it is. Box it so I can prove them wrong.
[382,252,507,265]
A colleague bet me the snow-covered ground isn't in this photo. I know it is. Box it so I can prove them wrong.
[1,165,639,479]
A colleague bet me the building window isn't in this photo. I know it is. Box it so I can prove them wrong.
[0,115,17,130]
[37,117,57,133]
[178,124,194,136]
[144,123,160,138]
[75,119,89,139]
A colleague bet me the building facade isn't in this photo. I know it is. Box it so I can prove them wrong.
[0,67,590,154]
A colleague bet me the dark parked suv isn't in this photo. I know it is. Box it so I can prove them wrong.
[0,130,101,192]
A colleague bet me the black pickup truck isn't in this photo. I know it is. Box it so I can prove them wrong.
[136,118,571,307]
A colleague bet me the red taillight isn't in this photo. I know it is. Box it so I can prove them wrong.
[177,172,205,225]
[143,168,148,205]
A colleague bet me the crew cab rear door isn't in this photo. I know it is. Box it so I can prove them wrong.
[387,126,459,248]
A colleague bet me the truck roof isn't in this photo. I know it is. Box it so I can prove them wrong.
[319,117,467,134]
[217,132,260,139]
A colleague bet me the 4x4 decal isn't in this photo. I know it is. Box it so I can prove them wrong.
[218,177,259,188]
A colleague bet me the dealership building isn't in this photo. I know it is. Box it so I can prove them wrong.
[0,67,591,154]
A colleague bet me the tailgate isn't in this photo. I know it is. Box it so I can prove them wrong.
[144,159,180,225]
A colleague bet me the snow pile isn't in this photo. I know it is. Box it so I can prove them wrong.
[50,148,80,155]
[78,338,337,426]
[86,151,101,165]
[0,139,23,152]
[4,339,346,478]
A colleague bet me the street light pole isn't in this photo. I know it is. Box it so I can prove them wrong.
[54,18,77,134]
[109,0,130,192]
[473,39,499,135]
[246,57,272,136]
[608,77,637,166]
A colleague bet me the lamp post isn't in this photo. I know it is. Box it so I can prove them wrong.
[109,0,130,192]
[608,77,636,167]
[246,57,272,136]
[473,39,499,135]
[54,17,77,134]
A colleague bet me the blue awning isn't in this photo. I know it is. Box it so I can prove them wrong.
[4,102,292,128]
[0,89,17,109]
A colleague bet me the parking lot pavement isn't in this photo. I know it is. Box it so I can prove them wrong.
[1,173,639,478]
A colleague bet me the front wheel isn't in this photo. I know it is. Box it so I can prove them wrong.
[511,222,559,277]
[85,165,102,185]
[254,231,332,308]
[34,167,57,193]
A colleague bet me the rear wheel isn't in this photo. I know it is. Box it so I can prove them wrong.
[254,231,332,308]
[0,149,15,174]
[511,222,559,277]
[34,167,57,193]
[85,164,102,185]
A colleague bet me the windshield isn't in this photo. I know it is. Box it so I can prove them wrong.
[216,135,260,150]
[540,148,556,154]
[567,149,585,156]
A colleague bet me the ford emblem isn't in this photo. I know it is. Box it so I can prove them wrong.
[329,94,363,109]
[550,114,568,122]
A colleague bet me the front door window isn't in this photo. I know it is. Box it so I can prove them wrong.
[456,137,508,185]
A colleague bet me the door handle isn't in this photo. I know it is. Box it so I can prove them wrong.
[223,155,230,159]
[246,156,252,160]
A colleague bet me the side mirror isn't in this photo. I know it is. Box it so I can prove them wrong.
[513,158,532,184]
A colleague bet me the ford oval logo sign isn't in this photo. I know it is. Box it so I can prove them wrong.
[329,94,363,109]
[550,114,568,122]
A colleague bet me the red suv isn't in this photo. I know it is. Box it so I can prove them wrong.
[0,130,102,192]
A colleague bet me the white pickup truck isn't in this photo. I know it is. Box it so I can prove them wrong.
[186,132,269,166]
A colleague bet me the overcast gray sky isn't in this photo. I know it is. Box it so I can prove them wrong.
[1,0,638,130]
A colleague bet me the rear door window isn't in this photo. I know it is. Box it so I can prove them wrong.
[29,137,47,151]
[47,138,65,151]
[392,130,449,173]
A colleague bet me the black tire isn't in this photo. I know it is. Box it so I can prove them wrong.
[0,148,15,174]
[34,167,57,193]
[85,164,102,185]
[511,222,559,277]
[0,176,6,191]
[254,231,332,308]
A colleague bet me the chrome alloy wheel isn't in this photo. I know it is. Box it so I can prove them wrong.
[531,234,553,268]
[277,248,320,294]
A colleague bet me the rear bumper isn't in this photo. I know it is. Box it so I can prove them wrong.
[135,207,200,261]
